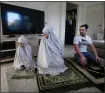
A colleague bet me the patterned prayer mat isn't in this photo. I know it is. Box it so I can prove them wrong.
[65,57,104,92]
[36,60,93,91]
[6,68,36,79]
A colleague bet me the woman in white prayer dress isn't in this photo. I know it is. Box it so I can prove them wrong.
[13,35,36,71]
[37,26,68,76]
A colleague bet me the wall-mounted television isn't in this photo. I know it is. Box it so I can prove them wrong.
[1,3,44,35]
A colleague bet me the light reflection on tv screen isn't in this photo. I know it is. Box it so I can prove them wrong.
[7,12,31,31]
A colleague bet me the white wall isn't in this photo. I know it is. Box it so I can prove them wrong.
[59,2,66,45]
[75,6,86,35]
[45,2,66,45]
[86,3,104,39]
[45,2,61,37]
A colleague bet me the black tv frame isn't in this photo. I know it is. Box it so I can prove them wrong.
[0,3,45,35]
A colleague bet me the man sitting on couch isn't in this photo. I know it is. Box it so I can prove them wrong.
[73,24,101,68]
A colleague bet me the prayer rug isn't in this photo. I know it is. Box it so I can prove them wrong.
[36,60,93,91]
[65,57,104,92]
[6,68,36,79]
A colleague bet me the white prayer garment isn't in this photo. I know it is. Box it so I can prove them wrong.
[13,35,36,70]
[37,27,68,76]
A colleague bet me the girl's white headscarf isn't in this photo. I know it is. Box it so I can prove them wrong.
[42,26,64,56]
[13,35,36,70]
[42,26,53,34]
[18,35,29,44]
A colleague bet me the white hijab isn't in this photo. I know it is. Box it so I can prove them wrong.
[13,35,36,70]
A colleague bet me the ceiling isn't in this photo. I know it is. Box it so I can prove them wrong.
[70,2,104,7]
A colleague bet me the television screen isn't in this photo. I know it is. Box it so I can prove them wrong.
[1,3,44,35]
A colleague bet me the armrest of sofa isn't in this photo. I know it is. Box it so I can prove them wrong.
[87,40,105,58]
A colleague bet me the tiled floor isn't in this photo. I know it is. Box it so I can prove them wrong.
[64,45,74,57]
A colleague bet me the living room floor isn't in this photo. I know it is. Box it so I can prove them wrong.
[0,45,102,92]
[64,45,74,57]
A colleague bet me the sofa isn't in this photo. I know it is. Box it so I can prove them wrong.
[87,40,105,67]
